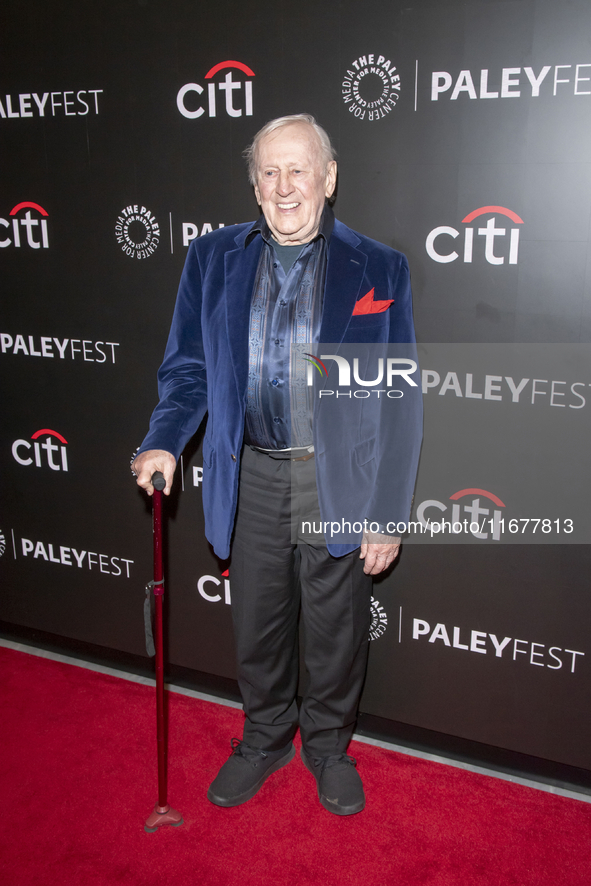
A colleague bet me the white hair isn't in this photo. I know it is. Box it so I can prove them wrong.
[244,114,337,186]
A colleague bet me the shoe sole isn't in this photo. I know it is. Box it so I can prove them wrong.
[300,747,366,816]
[207,743,296,807]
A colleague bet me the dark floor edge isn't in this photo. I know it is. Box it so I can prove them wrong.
[355,712,591,796]
[3,620,590,796]
[0,621,242,705]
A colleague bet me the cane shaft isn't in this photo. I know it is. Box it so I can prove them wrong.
[152,488,167,808]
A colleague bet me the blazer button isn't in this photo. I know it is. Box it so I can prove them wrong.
[231,454,236,461]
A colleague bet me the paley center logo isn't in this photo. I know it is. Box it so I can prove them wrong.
[416,487,505,541]
[115,205,160,259]
[0,202,49,249]
[12,428,69,472]
[426,205,523,266]
[369,597,388,641]
[177,60,255,119]
[342,53,401,121]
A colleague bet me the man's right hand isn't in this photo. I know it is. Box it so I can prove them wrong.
[132,449,177,496]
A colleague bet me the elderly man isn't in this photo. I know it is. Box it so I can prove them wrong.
[133,114,422,816]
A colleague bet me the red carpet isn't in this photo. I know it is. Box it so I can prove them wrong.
[1,645,590,886]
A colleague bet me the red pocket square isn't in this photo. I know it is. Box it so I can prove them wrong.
[352,288,394,315]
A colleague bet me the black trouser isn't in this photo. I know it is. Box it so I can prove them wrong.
[229,445,372,757]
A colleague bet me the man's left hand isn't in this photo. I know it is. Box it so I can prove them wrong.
[359,532,401,575]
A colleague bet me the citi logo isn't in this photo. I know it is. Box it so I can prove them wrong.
[177,61,254,120]
[198,569,231,604]
[416,488,505,541]
[12,429,69,472]
[426,206,523,265]
[0,202,49,249]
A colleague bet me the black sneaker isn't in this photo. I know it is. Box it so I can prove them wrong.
[207,738,295,807]
[301,746,366,815]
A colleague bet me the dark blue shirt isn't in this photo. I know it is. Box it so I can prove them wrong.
[244,207,333,449]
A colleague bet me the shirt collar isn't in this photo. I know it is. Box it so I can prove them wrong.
[245,203,334,247]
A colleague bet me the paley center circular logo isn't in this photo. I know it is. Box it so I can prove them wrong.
[369,596,388,641]
[115,204,160,259]
[342,53,401,121]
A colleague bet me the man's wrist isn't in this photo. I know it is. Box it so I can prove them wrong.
[366,521,398,539]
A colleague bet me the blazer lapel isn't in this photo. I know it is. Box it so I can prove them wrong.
[224,233,263,399]
[223,221,366,397]
[320,230,367,344]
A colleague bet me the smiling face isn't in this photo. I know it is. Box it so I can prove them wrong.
[253,122,337,246]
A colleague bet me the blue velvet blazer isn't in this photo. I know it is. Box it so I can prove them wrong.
[139,217,423,559]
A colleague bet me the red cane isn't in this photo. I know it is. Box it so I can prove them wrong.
[144,471,184,833]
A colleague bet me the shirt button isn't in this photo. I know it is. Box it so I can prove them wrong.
[274,339,280,345]
[273,417,281,424]
[279,300,286,306]
[273,263,278,268]
[231,454,236,461]
[272,378,279,386]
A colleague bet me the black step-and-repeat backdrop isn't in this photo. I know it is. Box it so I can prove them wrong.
[2,0,591,771]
